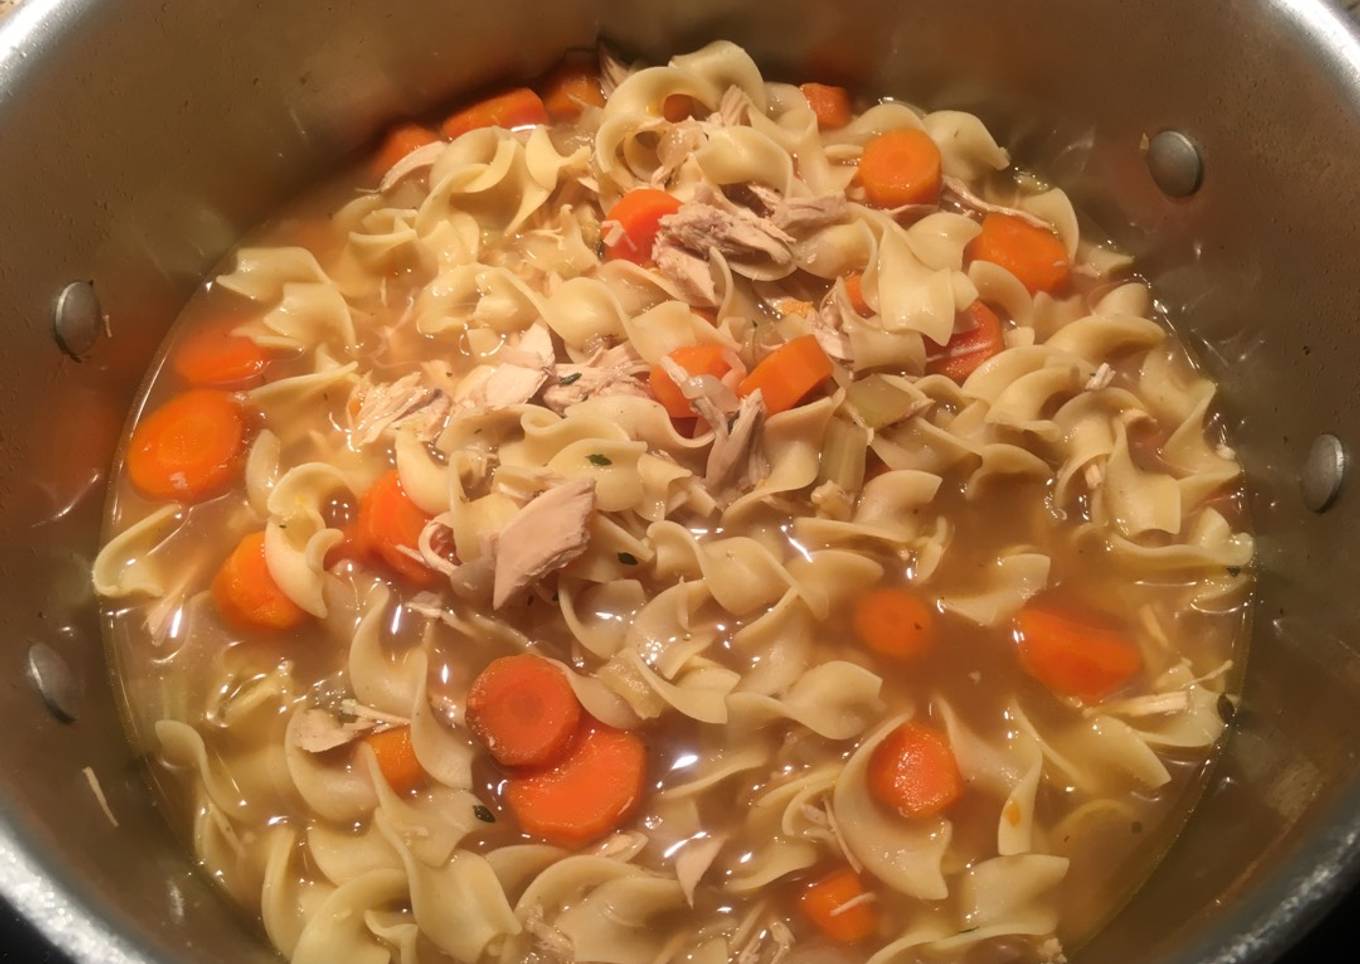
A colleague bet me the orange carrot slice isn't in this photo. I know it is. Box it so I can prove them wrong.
[801,83,852,130]
[853,588,937,662]
[172,319,268,389]
[126,389,245,502]
[662,94,695,122]
[737,334,833,415]
[648,343,733,419]
[843,271,872,316]
[868,721,963,819]
[364,726,426,794]
[799,867,878,943]
[926,301,1005,382]
[603,189,683,264]
[355,469,437,587]
[1013,605,1142,702]
[466,654,583,768]
[371,122,440,178]
[212,531,307,631]
[966,212,1071,294]
[858,128,942,207]
[541,62,605,120]
[505,722,645,847]
[441,87,548,139]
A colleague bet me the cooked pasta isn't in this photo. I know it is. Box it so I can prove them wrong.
[94,40,1252,964]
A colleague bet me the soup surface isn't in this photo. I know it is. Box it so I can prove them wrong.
[93,41,1254,964]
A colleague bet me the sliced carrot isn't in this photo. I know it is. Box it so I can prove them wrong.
[540,62,605,120]
[370,122,440,178]
[801,83,852,130]
[466,654,583,768]
[1014,604,1142,702]
[505,722,645,847]
[648,344,733,419]
[966,212,1070,295]
[662,93,695,122]
[738,334,834,415]
[172,318,269,389]
[926,301,1005,382]
[799,867,878,944]
[603,189,683,264]
[355,469,437,587]
[212,531,307,631]
[858,128,942,208]
[843,271,871,317]
[364,725,426,794]
[127,389,246,502]
[852,588,936,663]
[868,721,963,820]
[441,87,548,139]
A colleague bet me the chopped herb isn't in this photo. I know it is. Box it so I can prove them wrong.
[473,804,496,824]
[559,371,583,386]
[1226,566,1242,577]
[588,453,612,466]
[618,552,639,566]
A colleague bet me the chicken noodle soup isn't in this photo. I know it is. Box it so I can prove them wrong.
[93,40,1253,964]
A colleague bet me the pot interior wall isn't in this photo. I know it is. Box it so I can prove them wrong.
[2,1,1360,961]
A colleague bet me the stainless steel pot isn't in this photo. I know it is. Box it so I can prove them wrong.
[4,1,1360,961]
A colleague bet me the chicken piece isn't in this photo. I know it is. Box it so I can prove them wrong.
[291,704,407,753]
[655,197,795,267]
[493,479,597,608]
[452,323,556,413]
[941,175,1053,230]
[714,85,751,127]
[704,390,766,491]
[809,285,856,362]
[653,119,707,187]
[654,244,720,306]
[348,372,451,446]
[598,41,632,99]
[770,193,850,234]
[542,344,650,413]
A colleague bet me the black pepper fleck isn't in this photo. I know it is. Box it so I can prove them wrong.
[588,453,612,466]
[1217,694,1237,724]
[473,805,495,823]
[618,552,639,566]
[559,372,583,386]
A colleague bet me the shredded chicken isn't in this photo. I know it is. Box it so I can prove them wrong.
[674,834,727,906]
[597,41,632,99]
[654,185,795,269]
[1092,690,1194,718]
[703,390,766,491]
[542,344,651,413]
[291,705,405,753]
[653,119,708,186]
[348,372,450,446]
[829,892,877,917]
[770,194,850,234]
[714,85,751,126]
[810,480,854,521]
[654,244,720,306]
[522,905,575,963]
[493,479,596,608]
[1085,362,1115,391]
[82,766,119,828]
[1037,937,1069,964]
[452,324,555,414]
[658,353,741,415]
[1083,461,1106,490]
[810,286,856,361]
[942,174,1053,230]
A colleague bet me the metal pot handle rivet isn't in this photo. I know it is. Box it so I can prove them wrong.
[52,279,103,360]
[26,642,80,723]
[1147,130,1204,198]
[1301,434,1346,513]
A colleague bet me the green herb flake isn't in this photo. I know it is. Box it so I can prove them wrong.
[588,453,613,466]
[473,805,496,824]
[617,552,639,566]
[559,371,583,386]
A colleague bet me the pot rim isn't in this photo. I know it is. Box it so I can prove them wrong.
[3,0,1360,961]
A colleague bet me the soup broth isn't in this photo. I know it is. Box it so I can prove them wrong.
[94,40,1252,964]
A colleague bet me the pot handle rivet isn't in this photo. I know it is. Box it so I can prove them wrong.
[1146,130,1203,198]
[1301,434,1346,513]
[26,642,80,723]
[52,279,103,360]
